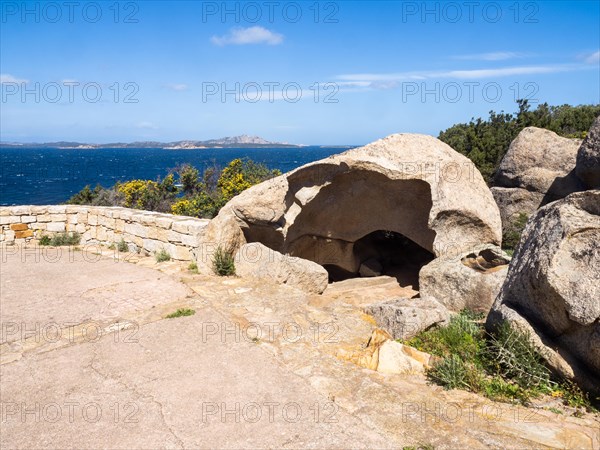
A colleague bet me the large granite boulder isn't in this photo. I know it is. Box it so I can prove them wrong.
[199,134,502,279]
[235,242,329,294]
[491,127,583,229]
[419,244,511,313]
[487,190,600,393]
[576,115,600,189]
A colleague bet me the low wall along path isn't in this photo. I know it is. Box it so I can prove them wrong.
[0,205,210,262]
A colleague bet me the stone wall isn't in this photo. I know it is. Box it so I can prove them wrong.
[0,205,210,261]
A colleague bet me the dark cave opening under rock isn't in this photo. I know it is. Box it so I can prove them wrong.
[323,230,435,285]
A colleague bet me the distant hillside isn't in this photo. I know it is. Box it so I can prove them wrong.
[0,135,304,149]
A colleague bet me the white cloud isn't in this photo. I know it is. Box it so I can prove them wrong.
[585,51,600,64]
[0,74,28,84]
[337,64,588,88]
[136,121,157,130]
[337,73,427,82]
[211,26,283,46]
[452,52,528,61]
[438,65,575,79]
[165,83,189,91]
[336,81,374,88]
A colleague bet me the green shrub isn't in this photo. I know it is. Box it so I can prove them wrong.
[155,248,171,262]
[559,380,598,412]
[66,159,280,218]
[217,158,281,203]
[486,322,554,391]
[67,184,103,205]
[502,212,529,253]
[428,354,472,390]
[165,308,195,319]
[171,191,222,219]
[403,310,599,407]
[479,376,526,403]
[212,246,235,276]
[117,238,129,252]
[188,261,199,273]
[39,232,81,246]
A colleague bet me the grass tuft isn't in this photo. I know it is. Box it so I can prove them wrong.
[117,238,129,252]
[165,308,195,319]
[155,248,171,262]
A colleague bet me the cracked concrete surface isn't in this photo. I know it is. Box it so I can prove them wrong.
[1,246,599,449]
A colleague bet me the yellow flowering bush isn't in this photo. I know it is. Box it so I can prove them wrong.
[116,180,159,209]
[219,172,252,201]
[217,158,279,203]
[171,191,221,218]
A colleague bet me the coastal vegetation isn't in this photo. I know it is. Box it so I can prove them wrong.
[67,158,281,219]
[438,100,600,182]
[403,310,597,411]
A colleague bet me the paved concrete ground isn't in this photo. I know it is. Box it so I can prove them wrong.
[0,247,389,448]
[1,245,599,449]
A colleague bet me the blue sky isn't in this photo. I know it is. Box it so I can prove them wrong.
[1,0,599,144]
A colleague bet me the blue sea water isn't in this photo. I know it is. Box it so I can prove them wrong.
[0,147,351,206]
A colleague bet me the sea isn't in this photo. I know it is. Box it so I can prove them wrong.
[0,146,352,206]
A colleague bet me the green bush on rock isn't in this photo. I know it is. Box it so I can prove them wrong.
[403,310,597,410]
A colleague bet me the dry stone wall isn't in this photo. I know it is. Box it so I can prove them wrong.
[0,205,209,261]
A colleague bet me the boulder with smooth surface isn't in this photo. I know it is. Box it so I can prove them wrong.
[419,244,511,313]
[364,296,450,340]
[235,242,329,294]
[487,190,600,393]
[492,127,583,229]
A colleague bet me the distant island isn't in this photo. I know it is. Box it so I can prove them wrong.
[0,135,307,149]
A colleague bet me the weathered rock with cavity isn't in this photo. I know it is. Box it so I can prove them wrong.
[487,190,600,393]
[234,242,329,294]
[364,297,450,340]
[200,134,502,278]
[419,244,511,313]
[576,115,600,189]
